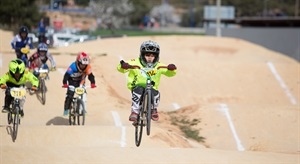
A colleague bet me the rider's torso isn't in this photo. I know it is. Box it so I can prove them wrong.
[12,35,31,49]
[66,62,91,82]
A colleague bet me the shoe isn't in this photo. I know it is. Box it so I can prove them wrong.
[63,110,69,116]
[129,112,138,122]
[2,107,9,113]
[151,109,159,121]
[19,110,24,117]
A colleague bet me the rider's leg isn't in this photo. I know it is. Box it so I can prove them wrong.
[2,90,13,113]
[63,88,75,116]
[151,89,160,121]
[129,86,144,121]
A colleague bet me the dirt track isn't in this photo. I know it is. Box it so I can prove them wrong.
[0,30,299,163]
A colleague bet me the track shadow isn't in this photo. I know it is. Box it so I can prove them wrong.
[46,116,69,126]
[5,125,14,142]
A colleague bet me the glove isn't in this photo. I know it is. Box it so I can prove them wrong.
[91,83,96,88]
[50,67,56,71]
[31,86,38,91]
[0,84,6,89]
[62,84,69,88]
[167,64,177,71]
[120,60,131,69]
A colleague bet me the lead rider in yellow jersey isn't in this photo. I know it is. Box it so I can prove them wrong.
[117,40,177,122]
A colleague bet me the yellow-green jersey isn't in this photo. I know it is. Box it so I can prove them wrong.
[0,70,39,87]
[117,58,176,90]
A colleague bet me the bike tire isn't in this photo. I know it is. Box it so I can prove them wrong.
[145,90,152,136]
[40,79,46,105]
[76,99,85,125]
[12,106,20,142]
[69,103,76,125]
[135,106,144,147]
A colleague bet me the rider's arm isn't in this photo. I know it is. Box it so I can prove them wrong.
[158,63,177,77]
[25,71,39,87]
[27,37,34,49]
[10,36,17,49]
[63,72,71,85]
[87,72,95,84]
[117,62,128,73]
[0,73,10,84]
[46,52,56,68]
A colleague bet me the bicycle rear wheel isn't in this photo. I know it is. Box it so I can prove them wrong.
[135,105,145,147]
[40,79,46,105]
[12,106,20,142]
[76,99,85,125]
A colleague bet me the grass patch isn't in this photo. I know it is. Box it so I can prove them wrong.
[89,29,204,37]
[169,113,205,143]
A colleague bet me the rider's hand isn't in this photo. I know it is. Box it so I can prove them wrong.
[0,84,6,89]
[31,86,38,91]
[62,84,69,88]
[167,64,177,71]
[91,83,96,88]
[50,67,56,71]
[120,60,131,69]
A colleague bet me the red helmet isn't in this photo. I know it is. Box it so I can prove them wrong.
[76,52,90,65]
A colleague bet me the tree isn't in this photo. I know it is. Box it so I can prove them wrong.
[0,0,42,32]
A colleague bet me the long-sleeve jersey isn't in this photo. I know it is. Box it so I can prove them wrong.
[28,52,56,70]
[63,62,95,86]
[117,58,176,90]
[0,71,39,87]
[11,34,34,50]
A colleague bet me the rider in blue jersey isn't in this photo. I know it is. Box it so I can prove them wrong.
[10,26,34,67]
[62,52,96,116]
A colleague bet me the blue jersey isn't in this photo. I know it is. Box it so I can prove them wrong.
[65,62,84,82]
[11,34,34,50]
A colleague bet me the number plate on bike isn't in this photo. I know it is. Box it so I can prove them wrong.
[10,88,26,98]
[75,87,85,95]
[40,73,48,78]
[21,48,30,54]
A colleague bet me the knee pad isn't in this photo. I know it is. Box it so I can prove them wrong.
[132,86,144,95]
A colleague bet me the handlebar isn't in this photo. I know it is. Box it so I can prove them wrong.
[128,65,168,70]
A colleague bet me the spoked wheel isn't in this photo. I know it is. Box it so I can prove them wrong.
[40,79,46,105]
[134,107,144,147]
[12,106,20,142]
[69,106,76,125]
[144,91,152,136]
[76,99,85,125]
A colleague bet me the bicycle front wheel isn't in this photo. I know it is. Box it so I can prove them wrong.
[12,106,20,142]
[135,105,144,147]
[40,79,46,105]
[145,90,152,136]
[76,99,85,125]
[69,103,76,125]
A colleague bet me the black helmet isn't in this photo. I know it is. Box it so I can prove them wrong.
[19,26,29,37]
[139,40,160,67]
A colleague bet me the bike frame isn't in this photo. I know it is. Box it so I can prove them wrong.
[6,87,27,142]
[130,65,167,147]
[68,85,87,125]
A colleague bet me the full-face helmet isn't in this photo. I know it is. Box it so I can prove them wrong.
[76,52,90,72]
[19,26,29,39]
[9,59,25,82]
[139,40,160,67]
[37,43,48,58]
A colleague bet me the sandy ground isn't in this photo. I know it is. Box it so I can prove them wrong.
[0,29,299,164]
